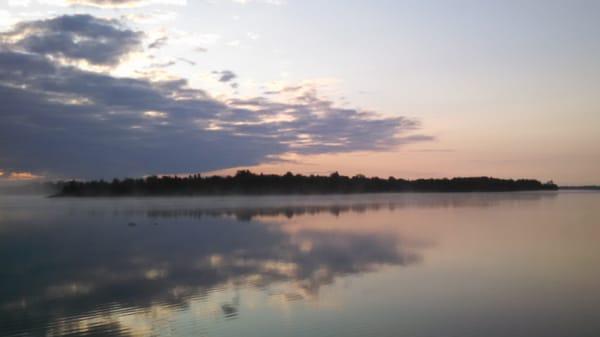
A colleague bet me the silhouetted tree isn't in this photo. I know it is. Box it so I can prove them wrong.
[53,171,559,197]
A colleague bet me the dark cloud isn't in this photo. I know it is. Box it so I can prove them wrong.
[0,15,142,66]
[213,70,239,89]
[0,15,430,179]
[224,96,431,154]
[213,69,237,82]
[148,36,168,49]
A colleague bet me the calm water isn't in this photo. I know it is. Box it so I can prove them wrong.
[1,192,599,337]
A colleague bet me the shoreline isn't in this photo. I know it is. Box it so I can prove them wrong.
[52,171,559,197]
[51,189,561,198]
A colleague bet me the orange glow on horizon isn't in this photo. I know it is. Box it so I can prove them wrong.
[6,172,43,181]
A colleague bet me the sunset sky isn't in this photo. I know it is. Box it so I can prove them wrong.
[0,0,598,184]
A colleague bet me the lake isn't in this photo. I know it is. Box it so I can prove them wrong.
[1,192,599,337]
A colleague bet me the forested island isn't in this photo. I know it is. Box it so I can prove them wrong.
[53,170,558,197]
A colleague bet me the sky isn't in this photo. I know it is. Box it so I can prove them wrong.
[0,0,598,184]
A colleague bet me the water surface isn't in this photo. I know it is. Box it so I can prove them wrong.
[1,192,599,337]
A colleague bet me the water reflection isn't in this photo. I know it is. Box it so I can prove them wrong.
[111,191,559,221]
[0,195,427,337]
[3,191,593,337]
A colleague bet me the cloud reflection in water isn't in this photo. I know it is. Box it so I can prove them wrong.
[0,195,441,337]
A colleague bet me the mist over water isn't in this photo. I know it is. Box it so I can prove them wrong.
[1,192,599,337]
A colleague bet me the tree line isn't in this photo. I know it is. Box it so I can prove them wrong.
[54,170,558,197]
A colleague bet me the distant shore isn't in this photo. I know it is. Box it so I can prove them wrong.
[52,170,559,197]
[559,186,600,191]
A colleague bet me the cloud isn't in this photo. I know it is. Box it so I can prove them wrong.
[0,14,143,66]
[0,14,430,179]
[213,70,237,83]
[39,0,187,8]
[176,57,196,66]
[148,36,168,49]
[213,69,239,89]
